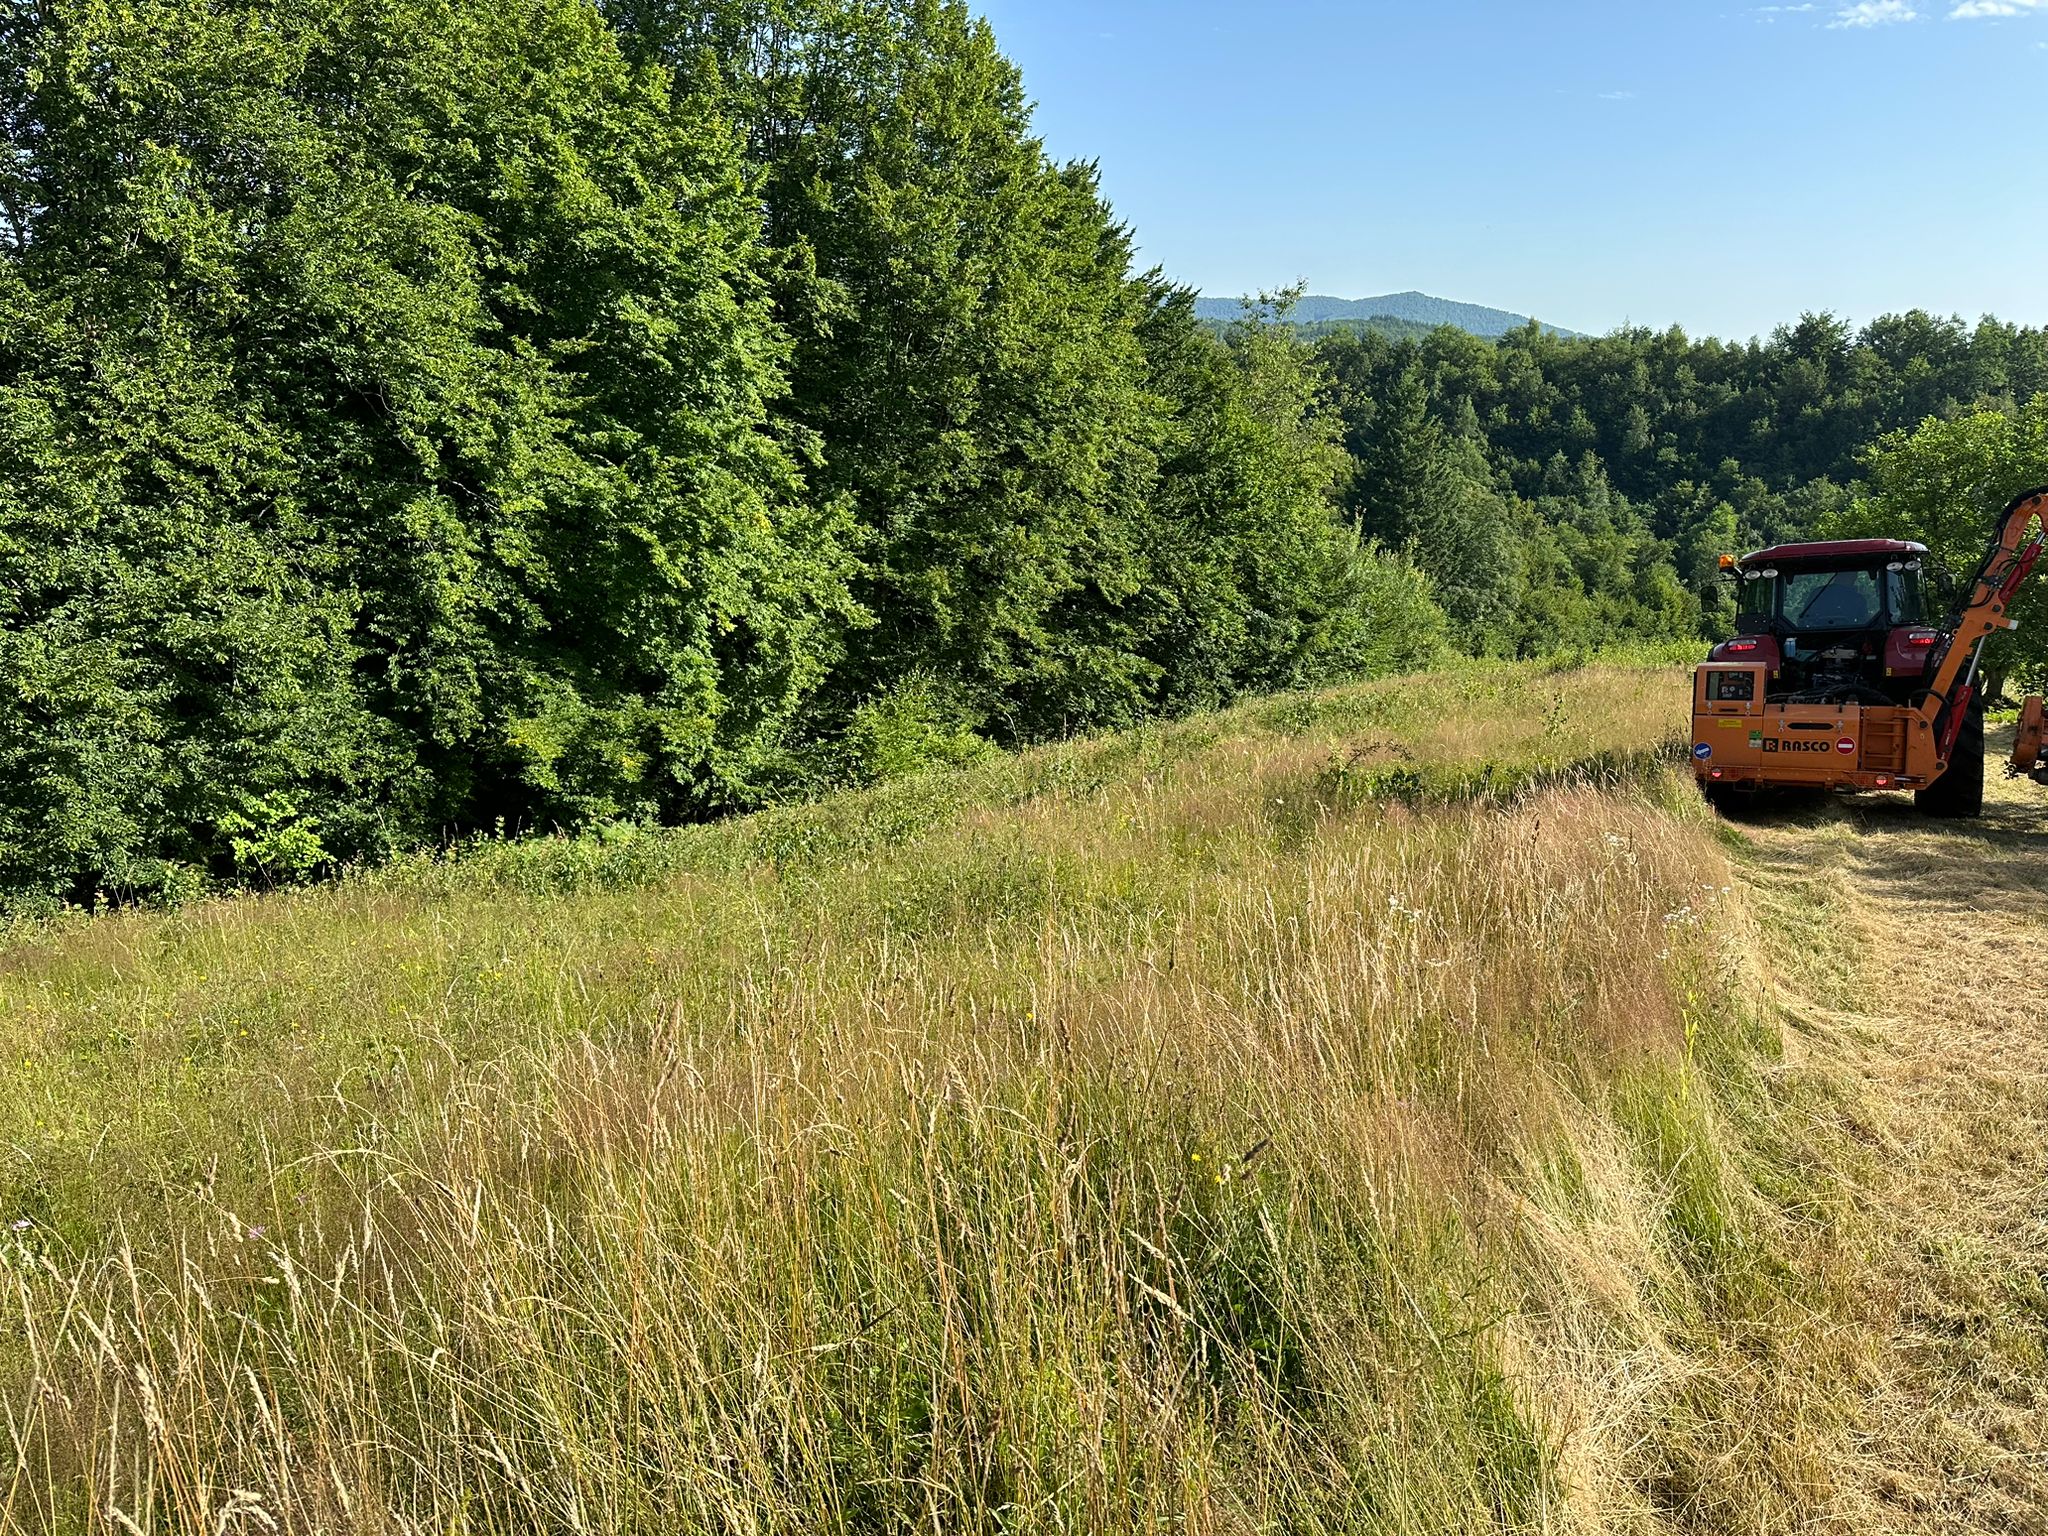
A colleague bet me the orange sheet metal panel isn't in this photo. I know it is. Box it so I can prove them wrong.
[1691,664,1904,790]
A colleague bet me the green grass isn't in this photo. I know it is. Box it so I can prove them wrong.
[0,658,1876,1534]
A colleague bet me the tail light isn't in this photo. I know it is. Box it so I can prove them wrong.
[1905,630,1939,648]
[1874,775,1891,788]
[1709,768,1724,780]
[1724,639,1761,654]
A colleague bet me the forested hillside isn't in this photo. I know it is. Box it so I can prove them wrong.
[2,0,2046,912]
[1320,314,2048,656]
[1191,290,1577,337]
[1197,311,1446,346]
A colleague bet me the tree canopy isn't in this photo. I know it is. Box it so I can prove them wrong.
[1818,400,2048,691]
[0,0,860,904]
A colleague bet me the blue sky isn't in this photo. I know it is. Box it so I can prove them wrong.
[970,0,2048,341]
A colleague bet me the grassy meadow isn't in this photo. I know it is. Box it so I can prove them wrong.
[0,660,1870,1533]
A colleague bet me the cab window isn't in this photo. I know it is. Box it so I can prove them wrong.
[1737,572,1776,624]
[1782,568,1880,631]
[1886,565,1926,624]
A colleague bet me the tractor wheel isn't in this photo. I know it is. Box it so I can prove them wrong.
[1916,704,1986,819]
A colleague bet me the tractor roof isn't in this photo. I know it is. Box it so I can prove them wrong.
[1739,538,1928,569]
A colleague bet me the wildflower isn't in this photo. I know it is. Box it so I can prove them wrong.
[8,1219,28,1232]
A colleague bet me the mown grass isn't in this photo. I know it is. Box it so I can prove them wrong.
[0,658,1865,1533]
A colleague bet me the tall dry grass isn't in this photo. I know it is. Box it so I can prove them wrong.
[0,661,1850,1533]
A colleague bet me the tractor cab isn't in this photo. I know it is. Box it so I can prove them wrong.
[1707,538,1941,706]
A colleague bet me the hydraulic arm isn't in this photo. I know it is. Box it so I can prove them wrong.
[1911,486,2048,783]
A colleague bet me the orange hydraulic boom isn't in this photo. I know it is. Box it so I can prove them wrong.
[1911,486,2048,783]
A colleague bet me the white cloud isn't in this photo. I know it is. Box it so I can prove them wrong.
[1598,90,1638,99]
[1829,0,1920,23]
[1950,0,2047,16]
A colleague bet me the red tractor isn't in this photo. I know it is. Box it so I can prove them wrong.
[1692,487,2048,817]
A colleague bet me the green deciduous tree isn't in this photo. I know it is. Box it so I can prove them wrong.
[0,0,855,905]
[647,0,1170,742]
[617,3,1441,753]
[1820,401,2048,693]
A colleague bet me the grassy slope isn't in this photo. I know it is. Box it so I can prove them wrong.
[0,660,1888,1533]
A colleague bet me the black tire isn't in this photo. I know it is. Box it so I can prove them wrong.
[1916,703,1985,819]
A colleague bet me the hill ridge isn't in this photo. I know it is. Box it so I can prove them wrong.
[1193,290,1582,339]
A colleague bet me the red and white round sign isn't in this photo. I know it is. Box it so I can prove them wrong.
[1836,737,1856,755]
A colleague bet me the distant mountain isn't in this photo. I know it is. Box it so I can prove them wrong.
[1193,291,1581,340]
